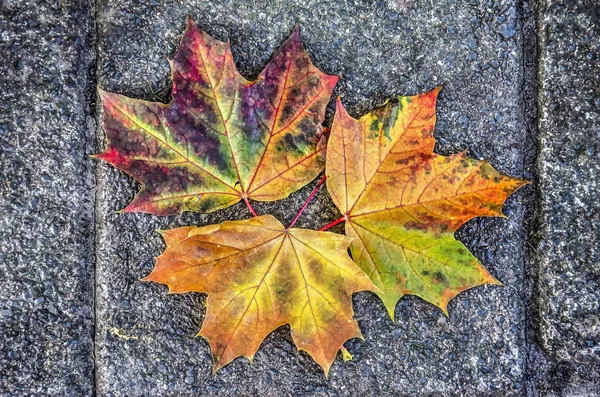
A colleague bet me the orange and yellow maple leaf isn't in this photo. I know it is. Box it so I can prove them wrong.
[326,87,528,320]
[143,215,376,375]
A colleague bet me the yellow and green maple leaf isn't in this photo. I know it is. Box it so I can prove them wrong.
[326,88,528,320]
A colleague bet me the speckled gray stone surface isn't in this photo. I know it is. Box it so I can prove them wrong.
[94,1,534,395]
[2,0,599,395]
[531,0,600,394]
[0,0,95,395]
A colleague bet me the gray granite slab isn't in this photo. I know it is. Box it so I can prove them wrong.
[531,0,600,394]
[94,0,534,395]
[0,0,96,395]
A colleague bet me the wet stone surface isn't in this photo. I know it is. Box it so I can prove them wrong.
[0,0,96,395]
[2,0,599,395]
[531,0,600,394]
[95,0,534,395]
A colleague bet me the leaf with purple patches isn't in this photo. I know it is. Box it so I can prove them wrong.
[96,17,337,215]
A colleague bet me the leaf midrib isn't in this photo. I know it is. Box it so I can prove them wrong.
[346,103,429,214]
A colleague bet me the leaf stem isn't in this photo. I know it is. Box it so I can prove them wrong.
[243,196,258,217]
[319,216,346,231]
[288,174,327,229]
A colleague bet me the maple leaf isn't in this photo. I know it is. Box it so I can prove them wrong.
[95,17,338,215]
[326,87,528,320]
[143,215,376,375]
